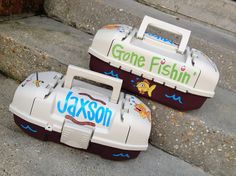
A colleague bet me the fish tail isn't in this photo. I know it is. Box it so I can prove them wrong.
[148,85,156,97]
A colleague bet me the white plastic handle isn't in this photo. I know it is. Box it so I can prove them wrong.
[64,65,122,104]
[137,15,191,54]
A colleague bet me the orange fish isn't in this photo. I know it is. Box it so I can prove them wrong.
[134,103,151,122]
[103,24,120,30]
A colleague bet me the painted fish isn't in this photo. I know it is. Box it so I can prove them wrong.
[134,103,151,122]
[103,24,120,30]
[136,79,156,97]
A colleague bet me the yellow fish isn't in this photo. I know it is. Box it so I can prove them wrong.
[136,79,156,97]
[134,103,151,122]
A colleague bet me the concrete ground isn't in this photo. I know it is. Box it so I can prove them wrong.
[136,0,236,35]
[0,74,211,176]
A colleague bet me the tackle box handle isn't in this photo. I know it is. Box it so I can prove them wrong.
[64,65,122,104]
[136,15,191,54]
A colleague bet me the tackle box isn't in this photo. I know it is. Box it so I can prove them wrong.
[88,16,219,111]
[9,65,151,160]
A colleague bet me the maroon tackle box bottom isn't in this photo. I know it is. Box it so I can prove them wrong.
[14,114,140,161]
[90,55,207,111]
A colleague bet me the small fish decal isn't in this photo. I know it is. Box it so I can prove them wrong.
[136,79,156,97]
[103,24,120,30]
[134,103,151,122]
[33,72,44,87]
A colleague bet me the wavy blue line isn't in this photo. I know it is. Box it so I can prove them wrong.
[165,94,183,104]
[112,153,130,158]
[20,124,38,133]
[103,70,119,78]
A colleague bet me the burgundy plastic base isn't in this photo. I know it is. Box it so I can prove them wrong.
[14,115,140,161]
[89,55,207,111]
